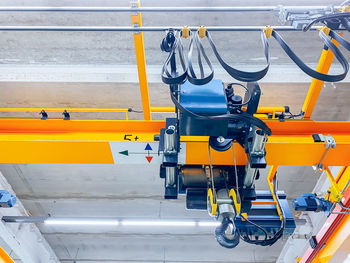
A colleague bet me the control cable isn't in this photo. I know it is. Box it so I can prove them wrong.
[237,174,286,246]
[270,29,349,82]
[169,90,272,136]
[303,12,350,32]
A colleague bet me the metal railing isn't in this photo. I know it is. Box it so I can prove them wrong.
[0,6,338,12]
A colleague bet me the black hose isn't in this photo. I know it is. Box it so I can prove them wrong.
[170,91,272,135]
[303,13,350,32]
[215,217,240,249]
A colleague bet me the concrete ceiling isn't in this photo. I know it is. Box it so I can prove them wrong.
[0,0,349,262]
[0,80,349,262]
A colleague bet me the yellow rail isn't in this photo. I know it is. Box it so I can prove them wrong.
[0,106,287,114]
[0,246,14,263]
[0,106,288,122]
[301,34,342,118]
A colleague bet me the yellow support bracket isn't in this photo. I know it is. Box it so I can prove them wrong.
[182,26,190,38]
[0,246,14,263]
[318,26,330,36]
[301,32,342,118]
[198,26,206,38]
[324,167,343,203]
[263,26,273,38]
[339,5,350,12]
[130,0,151,121]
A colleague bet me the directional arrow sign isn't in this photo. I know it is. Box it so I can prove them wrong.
[145,143,152,151]
[118,150,129,156]
[145,156,153,163]
[110,142,161,165]
[110,142,186,165]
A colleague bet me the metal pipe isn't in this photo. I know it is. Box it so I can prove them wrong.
[0,6,338,13]
[251,129,266,155]
[217,189,235,221]
[217,198,233,205]
[0,26,325,32]
[164,126,175,152]
[2,216,48,223]
[166,167,176,187]
[243,165,258,188]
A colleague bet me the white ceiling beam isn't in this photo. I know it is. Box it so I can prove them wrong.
[0,64,348,83]
[0,172,59,263]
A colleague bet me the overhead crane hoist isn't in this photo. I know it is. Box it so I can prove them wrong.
[157,14,350,249]
[0,2,350,260]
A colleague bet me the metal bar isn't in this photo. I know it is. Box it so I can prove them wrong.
[150,107,174,113]
[0,26,325,32]
[0,119,349,165]
[301,34,342,118]
[0,107,130,112]
[2,216,48,223]
[267,166,282,220]
[300,182,350,263]
[0,6,337,12]
[312,212,350,262]
[131,1,151,120]
[0,246,14,263]
[1,119,349,135]
[0,106,287,113]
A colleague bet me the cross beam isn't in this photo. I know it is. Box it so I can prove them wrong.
[0,118,349,166]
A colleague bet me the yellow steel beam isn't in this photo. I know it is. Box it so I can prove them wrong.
[0,119,350,165]
[130,0,151,120]
[0,246,14,263]
[0,106,287,114]
[0,108,130,112]
[301,34,342,119]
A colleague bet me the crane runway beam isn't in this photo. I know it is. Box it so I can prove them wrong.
[0,118,349,165]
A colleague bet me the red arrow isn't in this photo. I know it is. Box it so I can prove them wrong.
[145,156,153,163]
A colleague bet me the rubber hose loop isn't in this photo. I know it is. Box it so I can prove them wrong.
[205,30,270,82]
[215,217,240,249]
[271,30,349,82]
[161,30,188,85]
[187,30,214,85]
[329,30,350,51]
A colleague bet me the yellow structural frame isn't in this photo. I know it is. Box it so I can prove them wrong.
[0,3,348,261]
[301,33,342,118]
[0,246,14,263]
[130,0,151,120]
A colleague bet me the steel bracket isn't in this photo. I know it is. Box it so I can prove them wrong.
[313,134,336,172]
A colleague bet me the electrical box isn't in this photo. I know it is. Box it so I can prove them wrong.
[179,80,228,136]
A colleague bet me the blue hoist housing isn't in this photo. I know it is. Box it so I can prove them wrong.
[179,80,228,136]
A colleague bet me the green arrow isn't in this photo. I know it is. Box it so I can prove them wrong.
[119,150,129,156]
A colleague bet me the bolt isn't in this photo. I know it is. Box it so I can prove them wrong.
[217,136,225,143]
